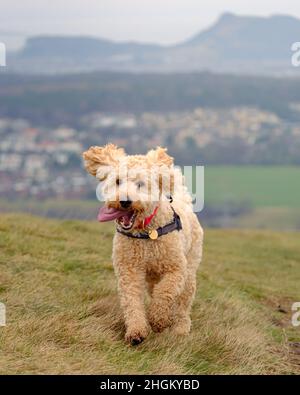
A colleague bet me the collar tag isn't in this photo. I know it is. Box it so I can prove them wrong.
[148,229,159,240]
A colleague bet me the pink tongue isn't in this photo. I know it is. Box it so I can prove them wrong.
[97,206,126,222]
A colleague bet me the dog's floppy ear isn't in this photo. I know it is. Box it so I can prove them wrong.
[147,147,174,196]
[82,144,125,180]
[146,147,174,167]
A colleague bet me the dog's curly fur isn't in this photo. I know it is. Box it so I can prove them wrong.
[83,144,203,345]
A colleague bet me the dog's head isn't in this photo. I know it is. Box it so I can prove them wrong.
[82,144,174,231]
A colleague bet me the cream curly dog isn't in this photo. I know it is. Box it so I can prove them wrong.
[83,144,203,345]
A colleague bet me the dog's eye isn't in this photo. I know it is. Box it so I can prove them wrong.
[116,178,121,186]
[136,181,145,189]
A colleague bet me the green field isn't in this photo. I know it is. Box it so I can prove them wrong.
[204,166,300,230]
[0,214,299,374]
[205,166,300,208]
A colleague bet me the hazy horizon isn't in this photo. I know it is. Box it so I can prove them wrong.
[1,0,300,50]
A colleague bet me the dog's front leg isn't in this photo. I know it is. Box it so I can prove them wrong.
[115,263,149,345]
[148,262,186,333]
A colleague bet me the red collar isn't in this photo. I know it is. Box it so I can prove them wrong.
[141,206,159,229]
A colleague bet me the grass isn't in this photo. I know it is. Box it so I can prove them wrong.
[0,213,299,374]
[232,207,300,230]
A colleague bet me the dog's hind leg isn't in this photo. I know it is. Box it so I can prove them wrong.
[171,272,196,335]
[146,271,159,297]
[172,232,202,335]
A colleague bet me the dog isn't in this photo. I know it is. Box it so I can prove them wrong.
[83,144,203,345]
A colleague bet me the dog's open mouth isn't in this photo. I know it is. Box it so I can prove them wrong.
[116,212,137,230]
[97,206,137,230]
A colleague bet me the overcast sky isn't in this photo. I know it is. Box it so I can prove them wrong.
[1,0,300,45]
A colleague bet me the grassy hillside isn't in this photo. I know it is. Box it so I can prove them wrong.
[0,213,299,374]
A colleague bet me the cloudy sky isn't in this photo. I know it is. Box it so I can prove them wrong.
[1,0,300,45]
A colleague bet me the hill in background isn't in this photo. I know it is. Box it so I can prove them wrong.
[6,13,300,75]
[2,71,300,123]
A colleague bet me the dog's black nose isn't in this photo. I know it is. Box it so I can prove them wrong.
[120,200,132,209]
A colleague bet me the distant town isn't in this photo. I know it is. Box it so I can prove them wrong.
[0,106,299,199]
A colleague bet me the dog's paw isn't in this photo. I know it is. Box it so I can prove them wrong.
[171,317,191,336]
[148,303,173,333]
[125,327,149,346]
